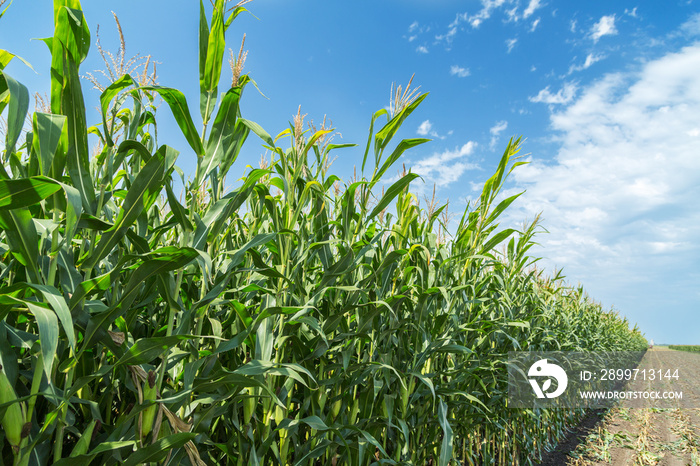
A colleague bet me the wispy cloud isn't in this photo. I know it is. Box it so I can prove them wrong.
[522,0,544,19]
[506,38,518,53]
[449,0,508,30]
[416,45,429,54]
[417,119,449,140]
[405,21,431,43]
[680,12,700,36]
[450,65,470,77]
[417,120,433,136]
[567,53,605,74]
[505,0,544,22]
[436,26,458,44]
[529,82,578,104]
[434,0,546,47]
[489,120,508,149]
[410,142,478,186]
[471,0,508,28]
[590,14,617,42]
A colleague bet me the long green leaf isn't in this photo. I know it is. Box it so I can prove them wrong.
[81,149,168,270]
[32,112,66,176]
[122,433,196,466]
[438,397,454,466]
[0,208,41,283]
[234,360,316,388]
[26,302,58,379]
[200,86,244,185]
[53,4,90,64]
[200,0,225,125]
[61,48,96,213]
[375,93,428,156]
[240,118,274,147]
[140,86,204,157]
[367,172,420,221]
[372,137,429,185]
[116,335,196,367]
[0,176,62,209]
[28,284,76,352]
[81,247,199,352]
[1,72,29,160]
[53,442,135,466]
[99,74,134,146]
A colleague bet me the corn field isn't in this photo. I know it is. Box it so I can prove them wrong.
[0,1,647,465]
[668,345,700,353]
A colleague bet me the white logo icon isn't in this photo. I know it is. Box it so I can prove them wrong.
[528,359,568,399]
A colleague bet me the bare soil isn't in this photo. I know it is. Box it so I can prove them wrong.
[536,348,700,466]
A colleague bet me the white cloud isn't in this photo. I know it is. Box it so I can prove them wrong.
[489,120,508,149]
[529,82,578,104]
[568,53,606,74]
[624,7,638,18]
[490,120,508,135]
[453,0,508,29]
[449,12,468,29]
[437,0,545,45]
[405,21,431,43]
[417,120,433,136]
[590,15,617,42]
[508,44,700,334]
[416,45,429,54]
[417,119,448,140]
[523,0,543,19]
[436,27,458,43]
[506,7,519,22]
[450,65,471,77]
[505,0,544,22]
[506,38,518,53]
[680,12,700,36]
[410,142,478,186]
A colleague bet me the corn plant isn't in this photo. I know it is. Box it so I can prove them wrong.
[0,1,646,465]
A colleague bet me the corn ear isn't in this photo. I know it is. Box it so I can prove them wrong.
[330,385,342,421]
[140,370,157,439]
[243,387,255,424]
[0,366,25,451]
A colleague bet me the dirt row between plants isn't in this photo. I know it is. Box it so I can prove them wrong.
[540,348,700,465]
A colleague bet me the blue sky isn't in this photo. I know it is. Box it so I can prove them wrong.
[2,0,699,344]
